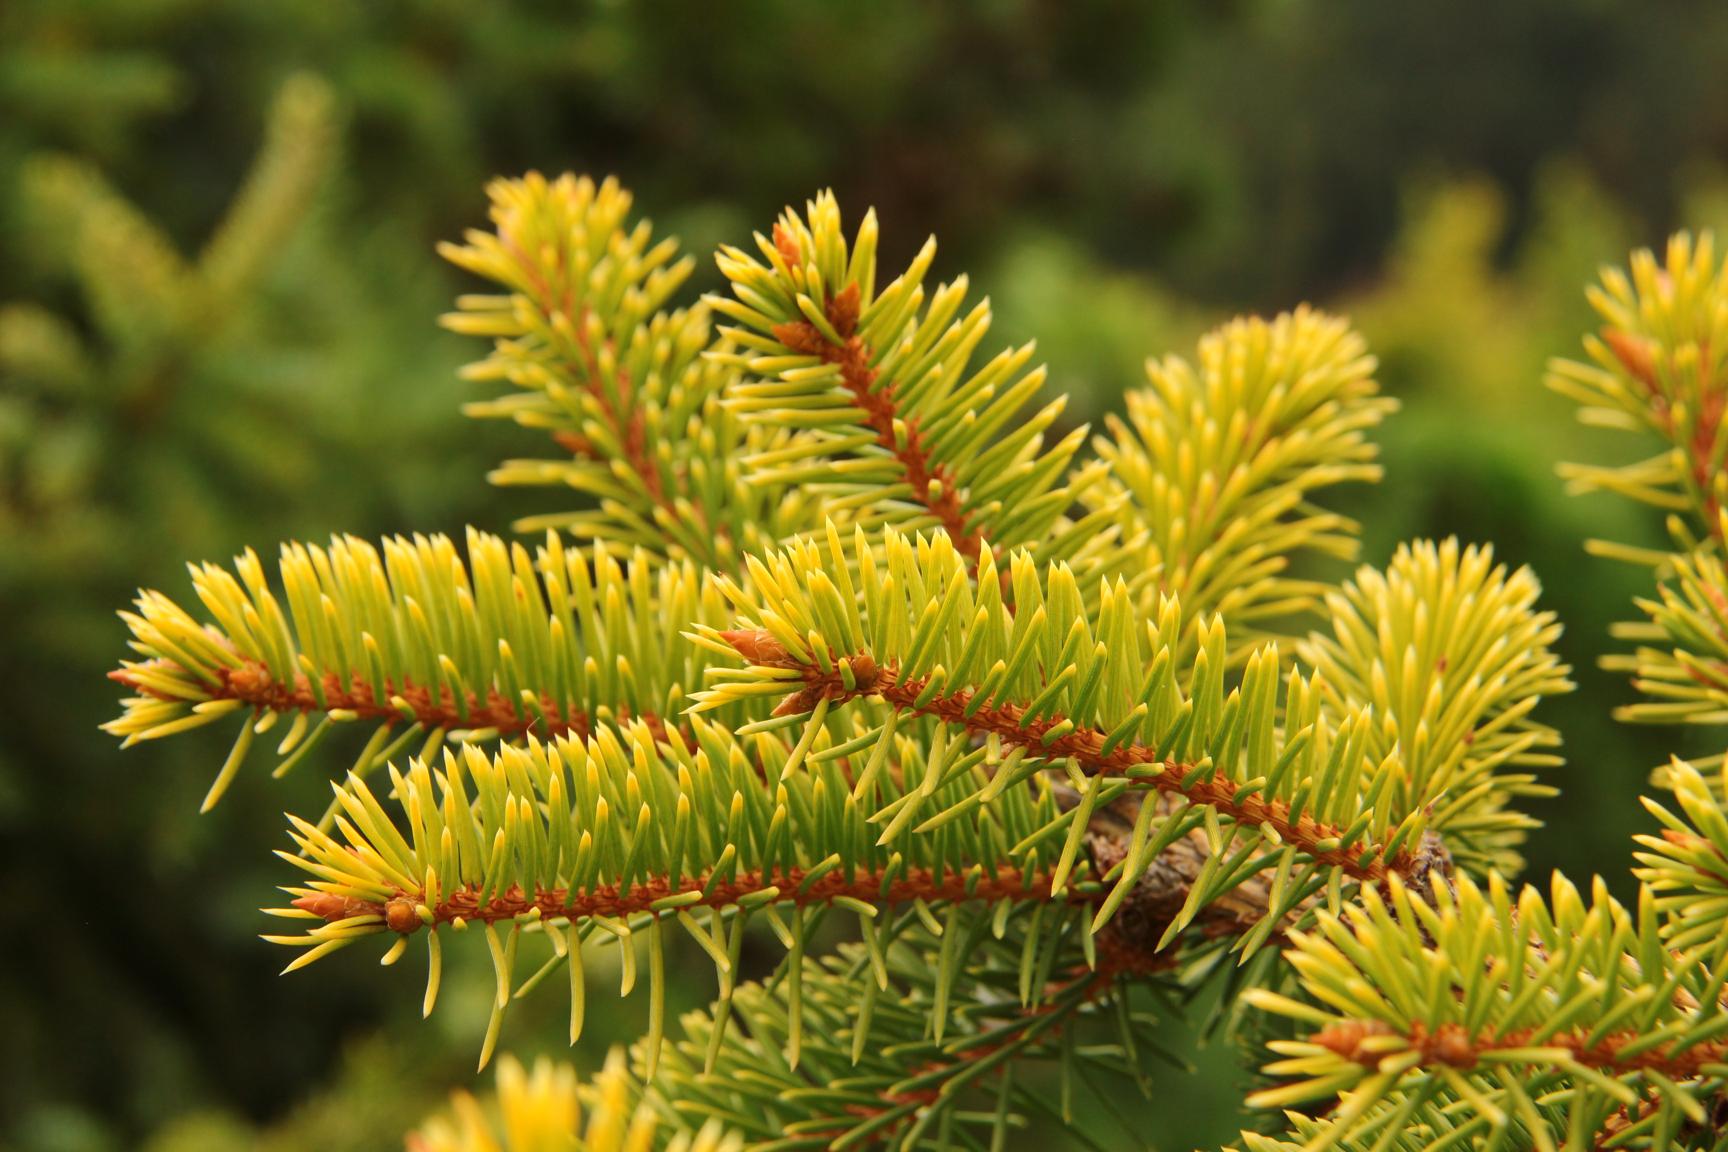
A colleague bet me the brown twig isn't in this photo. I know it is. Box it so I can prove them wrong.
[816,926,1177,1143]
[769,224,993,575]
[1314,1017,1728,1081]
[1603,326,1726,533]
[501,235,730,557]
[111,657,673,744]
[294,862,1097,932]
[723,630,1417,885]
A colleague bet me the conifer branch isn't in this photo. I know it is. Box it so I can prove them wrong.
[1549,231,1728,558]
[1084,307,1395,656]
[262,710,1112,1072]
[760,267,983,568]
[99,171,1654,1152]
[1302,1018,1728,1084]
[1234,1093,1728,1152]
[377,789,1236,1151]
[709,194,1109,580]
[1550,235,1728,784]
[1602,530,1728,758]
[1635,758,1728,950]
[290,862,1089,935]
[111,652,668,745]
[695,523,1451,956]
[716,632,1405,886]
[105,528,731,808]
[638,904,1190,1150]
[1299,538,1572,875]
[1243,871,1728,1149]
[441,173,810,569]
[441,174,686,503]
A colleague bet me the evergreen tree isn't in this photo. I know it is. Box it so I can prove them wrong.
[105,174,1728,1149]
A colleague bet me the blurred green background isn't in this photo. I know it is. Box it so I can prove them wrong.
[6,1,1728,1148]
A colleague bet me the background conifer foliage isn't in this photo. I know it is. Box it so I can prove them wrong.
[15,3,1728,1150]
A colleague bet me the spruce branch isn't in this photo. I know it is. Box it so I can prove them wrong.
[1298,538,1573,875]
[1550,236,1728,785]
[1243,871,1728,1150]
[708,194,1110,580]
[695,523,1448,957]
[441,173,809,568]
[1635,758,1728,951]
[265,708,1112,1072]
[1233,1098,1728,1152]
[1085,307,1395,657]
[106,528,730,808]
[634,904,1189,1151]
[1549,231,1728,559]
[94,168,1648,1152]
[1602,530,1728,762]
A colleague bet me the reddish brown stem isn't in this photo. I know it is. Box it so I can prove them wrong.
[820,929,1176,1141]
[727,631,1410,884]
[1315,1017,1728,1081]
[502,236,730,555]
[294,862,1096,931]
[111,658,671,744]
[769,227,991,572]
[563,316,665,504]
[1604,326,1726,533]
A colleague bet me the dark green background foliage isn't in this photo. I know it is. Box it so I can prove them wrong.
[4,2,1727,1148]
